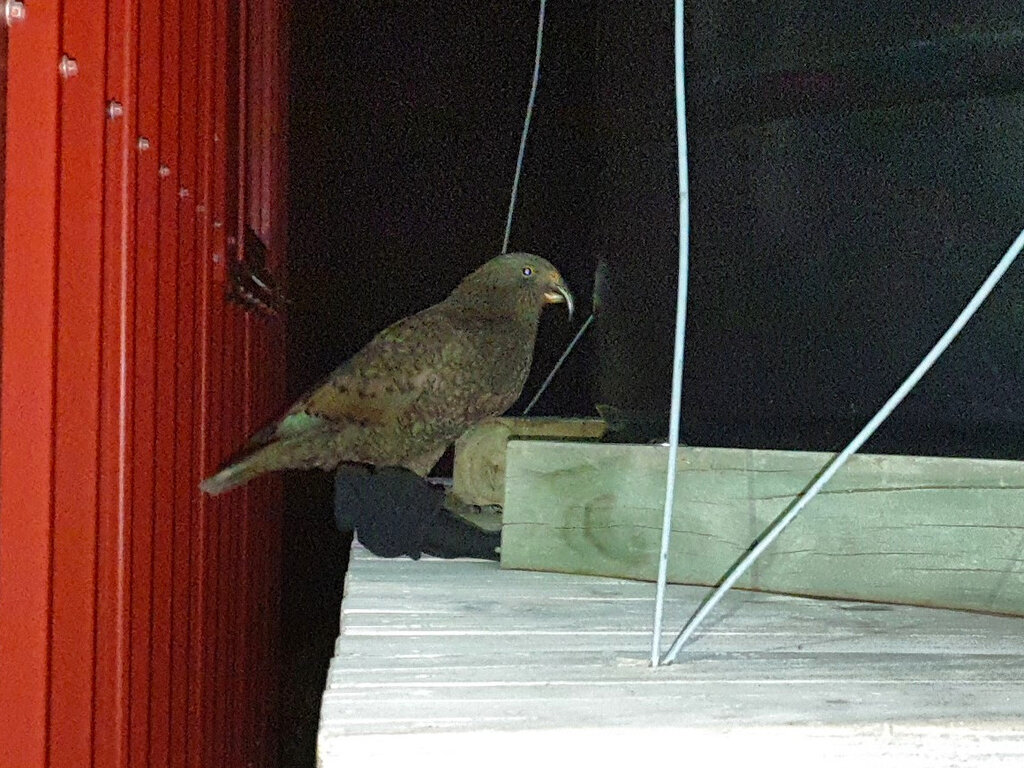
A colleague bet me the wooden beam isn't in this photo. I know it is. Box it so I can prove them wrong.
[452,418,605,507]
[500,441,1024,617]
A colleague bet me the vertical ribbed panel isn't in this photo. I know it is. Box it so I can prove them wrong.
[0,1,288,766]
[0,2,61,766]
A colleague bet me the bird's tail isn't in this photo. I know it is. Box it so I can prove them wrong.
[199,453,266,495]
[199,437,292,496]
[199,428,339,495]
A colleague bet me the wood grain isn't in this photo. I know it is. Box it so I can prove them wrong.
[318,544,1024,766]
[500,441,1024,616]
[452,417,605,506]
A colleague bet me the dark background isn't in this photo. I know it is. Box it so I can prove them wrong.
[280,2,1024,764]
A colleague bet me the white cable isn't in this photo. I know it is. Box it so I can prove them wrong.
[523,313,593,415]
[650,0,691,667]
[502,0,546,255]
[662,226,1024,665]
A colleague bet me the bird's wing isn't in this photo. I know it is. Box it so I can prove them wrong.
[275,308,452,437]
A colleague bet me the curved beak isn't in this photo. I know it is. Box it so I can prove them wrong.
[543,277,574,320]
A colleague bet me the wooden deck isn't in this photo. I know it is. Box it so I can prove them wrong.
[318,543,1024,766]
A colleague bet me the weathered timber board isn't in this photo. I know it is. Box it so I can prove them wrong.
[318,544,1024,766]
[500,441,1024,616]
[452,417,605,506]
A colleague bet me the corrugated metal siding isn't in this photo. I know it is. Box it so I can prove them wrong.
[0,0,288,766]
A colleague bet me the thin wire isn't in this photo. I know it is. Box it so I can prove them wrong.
[651,0,691,668]
[502,0,546,255]
[522,313,594,415]
[662,226,1024,665]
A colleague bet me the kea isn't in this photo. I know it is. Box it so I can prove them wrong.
[200,253,573,495]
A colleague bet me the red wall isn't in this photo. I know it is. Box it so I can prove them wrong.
[0,1,288,766]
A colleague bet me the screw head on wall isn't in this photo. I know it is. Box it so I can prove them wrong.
[4,0,27,27]
[59,55,79,80]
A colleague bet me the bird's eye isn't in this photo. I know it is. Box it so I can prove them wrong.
[522,267,533,277]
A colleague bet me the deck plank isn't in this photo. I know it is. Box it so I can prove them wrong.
[319,543,1024,766]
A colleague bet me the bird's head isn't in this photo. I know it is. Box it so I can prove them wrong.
[452,253,574,320]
